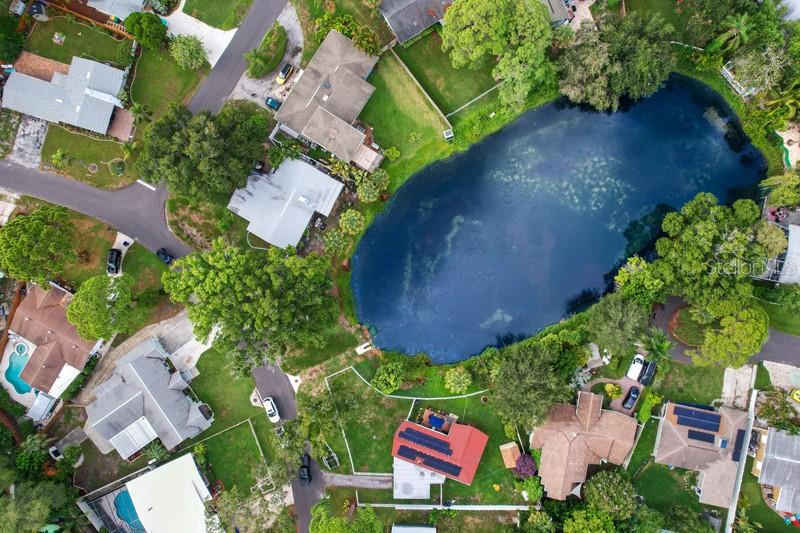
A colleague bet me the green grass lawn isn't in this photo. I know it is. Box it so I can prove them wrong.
[200,422,264,492]
[121,244,168,294]
[741,457,795,531]
[352,358,486,398]
[672,307,708,347]
[165,195,251,251]
[652,361,725,405]
[0,109,20,158]
[60,213,117,286]
[281,324,359,374]
[131,48,206,120]
[761,301,800,336]
[360,53,453,189]
[625,0,688,41]
[183,0,253,30]
[41,126,134,189]
[394,29,497,114]
[755,363,773,390]
[25,17,130,66]
[628,419,658,476]
[633,464,706,515]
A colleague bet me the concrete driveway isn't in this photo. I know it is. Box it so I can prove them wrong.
[0,160,191,257]
[292,454,324,533]
[583,376,641,415]
[252,364,298,421]
[165,0,236,67]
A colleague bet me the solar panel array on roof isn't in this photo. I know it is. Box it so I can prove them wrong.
[674,406,722,423]
[732,429,746,462]
[677,403,716,412]
[677,417,720,432]
[399,427,453,456]
[687,430,716,444]
[396,445,463,477]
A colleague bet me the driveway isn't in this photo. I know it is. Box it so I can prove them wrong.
[0,160,191,257]
[292,454,324,533]
[582,376,641,415]
[165,0,237,67]
[252,364,298,421]
[188,0,288,114]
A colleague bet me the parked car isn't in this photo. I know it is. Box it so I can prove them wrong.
[626,354,645,381]
[276,64,294,85]
[48,446,63,461]
[639,360,657,386]
[623,386,641,410]
[298,453,312,485]
[791,388,800,404]
[263,396,280,423]
[265,97,282,111]
[106,248,122,275]
[156,248,174,265]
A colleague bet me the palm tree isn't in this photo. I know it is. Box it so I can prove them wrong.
[130,102,151,124]
[121,141,138,161]
[766,80,800,121]
[642,327,673,374]
[713,13,753,53]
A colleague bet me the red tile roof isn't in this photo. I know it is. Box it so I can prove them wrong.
[391,420,489,485]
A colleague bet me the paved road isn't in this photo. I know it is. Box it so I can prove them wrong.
[188,0,287,114]
[292,448,324,533]
[652,296,800,365]
[0,161,192,257]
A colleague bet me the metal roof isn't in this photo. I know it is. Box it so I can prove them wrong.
[87,0,144,19]
[379,0,449,43]
[759,428,800,512]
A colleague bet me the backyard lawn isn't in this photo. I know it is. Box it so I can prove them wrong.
[352,358,486,398]
[60,213,116,287]
[198,422,264,492]
[183,0,254,30]
[131,48,206,119]
[633,463,707,514]
[625,0,688,41]
[41,126,134,189]
[652,362,725,405]
[165,195,251,250]
[672,307,708,347]
[281,324,360,374]
[761,301,800,336]
[25,17,130,66]
[360,54,452,188]
[741,457,794,531]
[394,29,497,115]
[121,244,169,294]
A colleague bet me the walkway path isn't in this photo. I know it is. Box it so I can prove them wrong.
[188,0,287,114]
[322,472,393,489]
[0,160,191,256]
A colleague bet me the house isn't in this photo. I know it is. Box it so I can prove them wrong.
[757,428,800,514]
[654,402,748,508]
[86,0,144,21]
[85,338,212,459]
[1,57,126,135]
[529,391,637,500]
[391,412,488,487]
[274,30,384,171]
[82,453,212,533]
[779,225,800,284]
[499,441,521,469]
[4,284,99,419]
[378,0,450,44]
[227,159,343,249]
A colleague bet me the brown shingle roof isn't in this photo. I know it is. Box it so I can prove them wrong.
[530,392,637,500]
[499,441,521,469]
[10,285,94,392]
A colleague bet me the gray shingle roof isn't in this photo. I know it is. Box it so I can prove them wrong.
[1,57,125,135]
[87,0,144,20]
[540,0,569,22]
[759,428,800,513]
[379,0,449,43]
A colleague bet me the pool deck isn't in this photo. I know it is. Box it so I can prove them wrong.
[0,338,35,408]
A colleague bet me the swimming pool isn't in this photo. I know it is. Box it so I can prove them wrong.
[4,348,31,395]
[113,490,145,533]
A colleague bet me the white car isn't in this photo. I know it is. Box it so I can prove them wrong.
[263,396,280,423]
[626,355,645,381]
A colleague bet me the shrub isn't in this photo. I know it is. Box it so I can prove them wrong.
[143,442,169,462]
[170,35,208,70]
[636,391,663,424]
[512,454,537,479]
[124,12,167,50]
[384,147,400,161]
[604,383,622,399]
[514,476,544,502]
[371,361,405,394]
[338,209,365,236]
[63,445,82,466]
[443,366,472,394]
[0,15,24,63]
[245,23,287,78]
[607,0,620,9]
[16,434,47,474]
[323,228,349,257]
[315,13,380,55]
[193,443,208,466]
[50,149,71,169]
[60,355,100,400]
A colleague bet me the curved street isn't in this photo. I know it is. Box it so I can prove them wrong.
[0,160,191,257]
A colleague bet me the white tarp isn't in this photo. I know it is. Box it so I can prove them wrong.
[779,225,800,284]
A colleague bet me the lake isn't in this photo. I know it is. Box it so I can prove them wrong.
[350,75,766,363]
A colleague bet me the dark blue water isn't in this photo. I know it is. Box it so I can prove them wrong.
[351,75,766,362]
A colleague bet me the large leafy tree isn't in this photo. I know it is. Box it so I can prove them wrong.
[559,13,675,111]
[710,13,754,53]
[0,206,73,284]
[441,0,555,110]
[690,306,769,366]
[67,274,135,340]
[761,171,800,206]
[169,35,208,70]
[666,506,714,533]
[631,505,666,533]
[137,103,269,201]
[0,480,72,533]
[583,469,637,521]
[124,13,167,50]
[162,240,335,374]
[491,338,573,428]
[563,509,615,533]
[0,15,24,63]
[587,292,649,359]
[615,256,665,307]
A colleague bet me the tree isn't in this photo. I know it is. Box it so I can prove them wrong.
[688,306,769,367]
[169,35,208,70]
[710,13,754,53]
[443,366,472,394]
[163,240,335,374]
[0,15,24,63]
[15,434,47,475]
[756,283,800,314]
[631,505,666,533]
[124,12,167,49]
[637,390,664,424]
[583,469,637,521]
[754,220,787,258]
[130,102,151,124]
[323,228,350,257]
[515,476,544,502]
[512,454,537,479]
[642,327,673,374]
[267,139,302,168]
[558,13,675,111]
[563,509,616,533]
[338,209,366,236]
[615,256,665,307]
[137,103,269,201]
[0,206,73,285]
[526,510,555,533]
[761,171,800,206]
[0,480,72,533]
[50,148,71,169]
[67,274,135,340]
[384,147,400,161]
[733,44,789,94]
[356,169,390,203]
[315,13,380,55]
[757,389,800,434]
[143,441,168,462]
[441,0,555,109]
[604,383,622,399]
[666,506,714,533]
[309,501,382,533]
[371,362,405,394]
[587,292,649,358]
[552,24,575,48]
[491,339,573,428]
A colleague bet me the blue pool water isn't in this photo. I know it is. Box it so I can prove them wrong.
[4,350,31,395]
[351,75,766,362]
[114,490,145,533]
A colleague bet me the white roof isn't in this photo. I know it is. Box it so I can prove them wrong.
[227,159,344,248]
[126,454,211,533]
[779,224,800,284]
[392,456,444,499]
[391,527,437,533]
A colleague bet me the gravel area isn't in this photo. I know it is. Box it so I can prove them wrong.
[9,117,48,168]
[763,361,800,391]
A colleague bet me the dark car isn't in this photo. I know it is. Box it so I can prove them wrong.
[156,248,174,265]
[623,386,641,410]
[639,361,657,386]
[298,453,312,485]
[265,97,282,111]
[106,248,122,275]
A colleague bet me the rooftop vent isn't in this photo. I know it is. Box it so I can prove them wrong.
[297,195,310,205]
